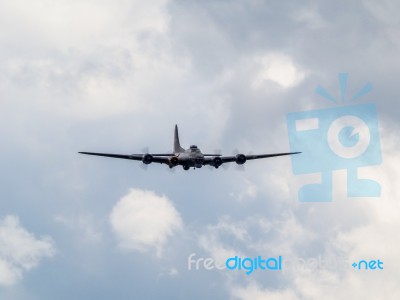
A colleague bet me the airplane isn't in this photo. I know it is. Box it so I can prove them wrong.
[79,125,301,170]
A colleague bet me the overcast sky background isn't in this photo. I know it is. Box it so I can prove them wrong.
[0,0,399,299]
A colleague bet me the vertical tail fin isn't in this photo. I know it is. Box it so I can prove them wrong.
[174,124,184,153]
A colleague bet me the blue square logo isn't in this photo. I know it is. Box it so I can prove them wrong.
[286,74,382,202]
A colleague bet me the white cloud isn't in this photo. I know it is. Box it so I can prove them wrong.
[0,0,191,121]
[232,283,297,300]
[0,0,398,297]
[54,213,102,244]
[225,131,400,299]
[0,0,169,48]
[0,215,56,286]
[229,177,258,202]
[197,212,314,270]
[197,216,249,264]
[109,189,183,257]
[0,259,21,286]
[292,8,327,30]
[253,53,305,89]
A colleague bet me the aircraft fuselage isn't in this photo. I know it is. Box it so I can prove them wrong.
[173,145,204,170]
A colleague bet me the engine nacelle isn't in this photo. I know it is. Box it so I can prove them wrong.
[235,154,246,165]
[169,156,179,167]
[142,154,153,164]
[213,156,223,168]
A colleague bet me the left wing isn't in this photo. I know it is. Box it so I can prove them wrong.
[204,152,301,167]
[78,152,171,164]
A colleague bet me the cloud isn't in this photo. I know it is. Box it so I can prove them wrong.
[232,283,297,300]
[0,0,169,48]
[229,177,258,202]
[207,131,400,300]
[0,0,186,121]
[196,212,315,271]
[0,0,399,298]
[253,53,306,89]
[109,189,183,256]
[197,216,249,264]
[54,213,102,244]
[0,215,55,286]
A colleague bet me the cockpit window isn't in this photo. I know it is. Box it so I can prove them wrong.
[190,145,199,152]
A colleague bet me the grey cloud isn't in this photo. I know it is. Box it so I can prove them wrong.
[0,0,399,299]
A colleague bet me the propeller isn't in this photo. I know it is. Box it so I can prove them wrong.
[231,148,251,171]
[140,146,150,170]
[141,146,149,154]
[208,149,222,171]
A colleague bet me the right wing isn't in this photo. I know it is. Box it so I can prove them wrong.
[220,152,301,163]
[203,151,301,167]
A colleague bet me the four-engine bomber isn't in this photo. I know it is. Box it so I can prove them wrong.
[79,125,300,170]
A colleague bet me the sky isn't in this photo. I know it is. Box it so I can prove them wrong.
[0,0,399,299]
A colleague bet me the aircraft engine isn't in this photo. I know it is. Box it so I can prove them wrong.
[142,154,153,164]
[169,156,179,167]
[213,157,223,168]
[235,154,246,165]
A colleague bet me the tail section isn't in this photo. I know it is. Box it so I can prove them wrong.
[174,125,185,153]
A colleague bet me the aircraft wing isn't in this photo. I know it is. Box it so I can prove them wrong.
[204,152,301,167]
[78,152,171,164]
[220,152,301,163]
